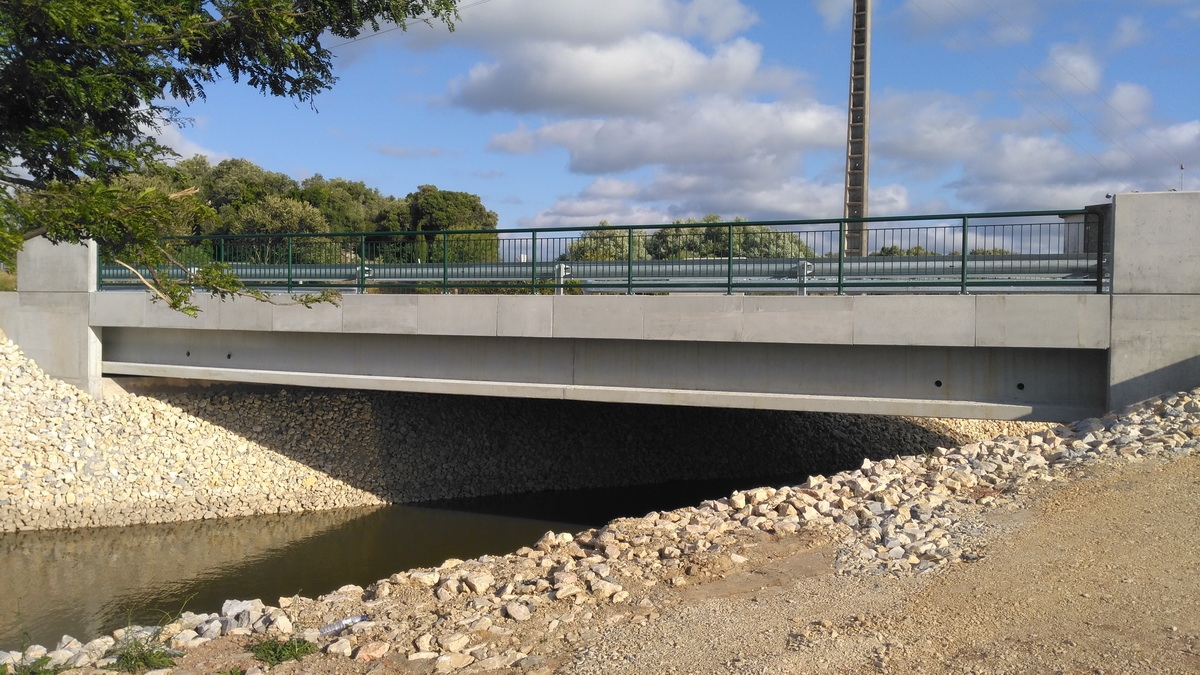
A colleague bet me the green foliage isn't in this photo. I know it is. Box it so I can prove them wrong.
[0,0,459,313]
[403,185,500,263]
[646,215,814,260]
[561,221,649,261]
[297,174,404,234]
[0,269,15,291]
[108,632,177,673]
[249,638,318,666]
[873,245,942,256]
[969,247,1016,255]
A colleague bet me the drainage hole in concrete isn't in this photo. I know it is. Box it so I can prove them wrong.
[934,380,943,388]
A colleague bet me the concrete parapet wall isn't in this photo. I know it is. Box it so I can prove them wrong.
[89,291,1113,350]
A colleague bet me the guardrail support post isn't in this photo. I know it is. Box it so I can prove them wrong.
[837,220,847,295]
[287,235,293,292]
[530,231,538,295]
[727,222,735,295]
[627,228,634,295]
[442,231,449,294]
[960,216,970,294]
[359,234,367,294]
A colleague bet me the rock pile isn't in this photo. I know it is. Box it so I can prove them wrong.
[282,388,1197,669]
[0,336,385,532]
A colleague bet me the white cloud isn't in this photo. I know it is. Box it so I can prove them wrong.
[449,35,771,116]
[1105,82,1153,130]
[490,96,842,174]
[814,0,851,28]
[873,93,989,177]
[1040,44,1103,95]
[900,0,1043,45]
[153,124,227,162]
[678,0,759,42]
[1110,16,1146,50]
[401,0,756,49]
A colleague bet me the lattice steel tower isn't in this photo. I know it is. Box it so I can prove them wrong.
[843,0,872,256]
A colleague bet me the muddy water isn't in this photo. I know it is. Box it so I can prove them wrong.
[0,504,583,650]
[0,473,808,651]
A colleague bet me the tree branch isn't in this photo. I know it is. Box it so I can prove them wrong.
[112,257,176,305]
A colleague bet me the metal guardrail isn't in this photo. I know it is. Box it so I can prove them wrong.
[98,208,1110,295]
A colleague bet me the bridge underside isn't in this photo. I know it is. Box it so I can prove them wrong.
[101,327,1107,421]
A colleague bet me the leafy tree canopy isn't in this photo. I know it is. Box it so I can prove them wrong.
[647,215,815,260]
[560,221,649,262]
[0,0,459,314]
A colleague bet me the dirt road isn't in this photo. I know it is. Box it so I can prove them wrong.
[546,455,1200,674]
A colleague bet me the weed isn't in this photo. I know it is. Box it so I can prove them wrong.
[104,595,196,673]
[249,637,318,666]
[0,270,15,292]
[215,669,244,675]
[108,631,177,674]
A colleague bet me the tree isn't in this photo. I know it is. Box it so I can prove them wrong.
[404,185,500,263]
[872,245,943,256]
[646,215,815,260]
[560,221,649,262]
[297,174,391,234]
[0,0,459,315]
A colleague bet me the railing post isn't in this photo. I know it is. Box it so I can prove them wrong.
[442,231,449,294]
[287,235,293,292]
[960,216,970,294]
[727,222,734,295]
[530,231,538,294]
[837,220,847,295]
[627,228,634,295]
[1093,210,1106,294]
[359,234,367,294]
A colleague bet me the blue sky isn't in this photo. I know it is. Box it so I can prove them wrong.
[163,0,1200,230]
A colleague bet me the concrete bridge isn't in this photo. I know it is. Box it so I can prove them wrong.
[3,191,1198,421]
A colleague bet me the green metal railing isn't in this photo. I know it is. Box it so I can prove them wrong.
[98,208,1110,295]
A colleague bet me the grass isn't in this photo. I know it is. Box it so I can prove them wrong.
[0,270,14,292]
[249,637,318,666]
[109,631,177,674]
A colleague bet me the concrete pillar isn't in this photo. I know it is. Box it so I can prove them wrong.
[0,237,102,394]
[1107,191,1200,409]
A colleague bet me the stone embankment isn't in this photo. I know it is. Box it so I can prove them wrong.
[3,383,1195,672]
[0,332,1048,534]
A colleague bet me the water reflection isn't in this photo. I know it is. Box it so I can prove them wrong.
[0,505,583,650]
